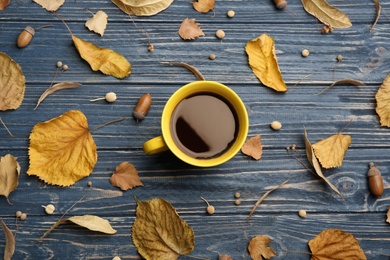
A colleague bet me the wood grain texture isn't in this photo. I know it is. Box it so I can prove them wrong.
[1,0,390,259]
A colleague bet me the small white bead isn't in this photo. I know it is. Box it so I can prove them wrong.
[301,49,310,57]
[105,92,117,103]
[270,121,282,130]
[215,30,225,39]
[298,209,307,218]
[227,10,235,18]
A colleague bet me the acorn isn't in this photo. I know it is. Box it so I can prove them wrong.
[17,26,35,48]
[273,0,287,9]
[367,162,384,197]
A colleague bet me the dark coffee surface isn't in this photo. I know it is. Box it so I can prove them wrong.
[171,94,237,158]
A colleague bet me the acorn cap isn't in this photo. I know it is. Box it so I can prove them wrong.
[24,26,35,36]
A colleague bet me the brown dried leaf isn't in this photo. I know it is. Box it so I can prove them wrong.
[132,198,195,260]
[248,179,289,220]
[219,254,234,260]
[34,82,82,110]
[192,0,215,13]
[112,0,174,16]
[304,128,342,196]
[110,162,143,191]
[0,0,10,10]
[245,34,287,92]
[33,0,65,11]
[27,110,97,187]
[72,35,131,79]
[319,78,365,94]
[386,206,390,224]
[1,221,15,260]
[375,74,390,127]
[178,18,205,40]
[248,235,277,260]
[0,154,20,204]
[85,10,108,36]
[312,134,352,169]
[301,0,352,28]
[0,52,26,111]
[241,135,263,160]
[309,228,366,260]
[370,0,381,32]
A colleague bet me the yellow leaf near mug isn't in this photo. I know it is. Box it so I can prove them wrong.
[27,110,97,187]
[245,33,287,92]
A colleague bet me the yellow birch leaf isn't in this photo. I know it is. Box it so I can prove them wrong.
[375,74,390,127]
[312,133,352,169]
[309,228,366,260]
[248,235,277,260]
[0,154,20,204]
[132,198,195,260]
[112,0,174,16]
[0,52,26,111]
[68,215,117,234]
[245,34,287,92]
[304,128,342,196]
[27,110,97,187]
[85,10,108,37]
[301,0,352,28]
[72,35,131,79]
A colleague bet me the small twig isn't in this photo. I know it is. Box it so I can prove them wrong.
[126,10,154,51]
[318,78,365,95]
[160,61,205,80]
[90,117,126,131]
[0,117,14,137]
[291,73,315,88]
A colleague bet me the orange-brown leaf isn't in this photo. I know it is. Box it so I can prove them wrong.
[375,74,390,127]
[178,18,205,40]
[248,235,277,260]
[1,220,15,260]
[0,0,10,10]
[219,254,234,260]
[192,0,215,13]
[27,110,97,186]
[386,206,390,224]
[110,162,143,191]
[0,154,20,204]
[241,135,263,160]
[309,228,366,260]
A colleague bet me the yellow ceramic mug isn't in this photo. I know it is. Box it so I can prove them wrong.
[143,81,249,167]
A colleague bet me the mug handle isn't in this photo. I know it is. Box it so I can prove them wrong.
[143,136,169,154]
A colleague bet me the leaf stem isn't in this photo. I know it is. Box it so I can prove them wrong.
[0,117,14,137]
[90,117,126,131]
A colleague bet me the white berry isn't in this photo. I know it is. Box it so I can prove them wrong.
[270,121,282,130]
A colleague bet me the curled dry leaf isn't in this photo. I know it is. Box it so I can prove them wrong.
[112,0,174,16]
[301,0,352,29]
[375,74,390,127]
[370,0,381,32]
[178,18,205,40]
[219,253,234,260]
[0,52,26,111]
[248,235,277,260]
[0,0,10,10]
[192,0,215,14]
[110,162,144,191]
[0,154,21,204]
[72,35,131,79]
[241,135,263,160]
[309,228,366,260]
[160,62,205,80]
[312,134,352,169]
[132,198,195,260]
[319,78,365,94]
[245,34,287,92]
[39,215,116,240]
[85,10,108,36]
[304,128,342,196]
[27,110,97,187]
[1,221,15,260]
[33,0,65,11]
[34,82,82,110]
[386,206,390,224]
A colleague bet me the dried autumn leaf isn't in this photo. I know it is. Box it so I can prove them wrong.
[72,35,131,79]
[0,154,21,204]
[248,235,277,260]
[27,110,97,187]
[33,0,65,11]
[1,221,15,260]
[309,228,366,260]
[192,0,215,13]
[112,0,174,16]
[241,135,263,160]
[312,134,351,169]
[304,128,342,196]
[110,162,143,191]
[34,82,82,110]
[370,0,381,32]
[0,0,10,10]
[0,52,26,111]
[178,18,205,40]
[319,78,365,94]
[245,34,287,92]
[132,198,195,259]
[375,74,390,127]
[85,10,108,36]
[219,254,234,260]
[301,0,352,28]
[39,215,116,240]
[386,206,390,224]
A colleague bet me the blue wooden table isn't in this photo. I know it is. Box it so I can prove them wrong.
[1,0,390,259]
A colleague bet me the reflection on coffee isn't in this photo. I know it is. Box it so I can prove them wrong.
[171,94,238,159]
